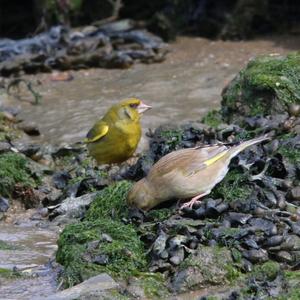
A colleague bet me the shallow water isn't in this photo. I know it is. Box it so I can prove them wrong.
[0,222,58,300]
[14,35,300,147]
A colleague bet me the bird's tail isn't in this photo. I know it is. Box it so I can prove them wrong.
[227,135,271,160]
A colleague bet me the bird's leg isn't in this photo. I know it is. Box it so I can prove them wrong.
[180,192,208,209]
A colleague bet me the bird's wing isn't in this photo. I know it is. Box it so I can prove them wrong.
[148,145,229,180]
[84,121,109,143]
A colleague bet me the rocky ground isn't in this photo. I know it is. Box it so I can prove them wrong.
[0,50,299,299]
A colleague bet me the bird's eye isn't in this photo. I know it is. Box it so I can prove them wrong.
[130,103,138,109]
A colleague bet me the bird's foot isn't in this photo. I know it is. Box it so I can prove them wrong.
[180,192,208,210]
[180,199,202,209]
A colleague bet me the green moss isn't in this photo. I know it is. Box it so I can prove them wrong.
[222,53,300,121]
[0,153,35,197]
[160,129,183,148]
[278,145,300,164]
[202,110,223,128]
[0,268,22,279]
[181,246,237,284]
[140,273,169,299]
[277,271,300,300]
[252,261,281,281]
[56,218,147,287]
[225,264,242,283]
[147,208,173,221]
[85,181,132,221]
[285,271,300,281]
[0,240,15,250]
[0,113,21,142]
[211,169,252,202]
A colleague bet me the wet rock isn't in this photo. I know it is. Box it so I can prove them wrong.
[171,246,233,292]
[49,192,97,220]
[92,254,109,266]
[0,196,9,212]
[280,235,300,251]
[41,273,118,300]
[243,249,269,263]
[288,186,300,201]
[11,141,40,157]
[169,247,185,266]
[241,258,253,272]
[100,233,113,243]
[52,171,71,189]
[221,53,300,123]
[0,25,168,76]
[288,104,300,117]
[227,212,252,225]
[0,141,11,153]
[41,186,63,206]
[291,223,300,236]
[263,235,284,247]
[17,122,40,136]
[273,251,293,263]
[248,218,277,236]
[152,229,168,258]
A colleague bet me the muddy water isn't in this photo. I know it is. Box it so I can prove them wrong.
[1,35,300,299]
[15,35,300,146]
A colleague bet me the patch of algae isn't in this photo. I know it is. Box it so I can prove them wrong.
[0,153,36,197]
[56,180,169,297]
[201,110,224,128]
[211,169,252,203]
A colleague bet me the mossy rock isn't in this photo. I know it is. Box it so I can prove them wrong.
[172,246,239,292]
[252,261,281,281]
[221,52,300,122]
[56,218,147,287]
[0,112,21,142]
[85,180,132,221]
[0,153,36,197]
[201,110,224,128]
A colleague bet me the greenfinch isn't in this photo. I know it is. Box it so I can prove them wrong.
[127,136,270,210]
[85,98,151,164]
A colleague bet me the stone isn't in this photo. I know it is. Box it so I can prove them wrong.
[0,196,9,212]
[49,192,97,220]
[39,273,118,300]
[289,186,300,201]
[171,246,233,292]
[0,141,11,153]
[17,122,40,136]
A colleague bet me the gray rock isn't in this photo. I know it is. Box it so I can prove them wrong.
[171,246,233,292]
[289,186,300,201]
[0,197,9,212]
[40,273,118,300]
[0,141,11,153]
[243,249,269,263]
[49,192,97,220]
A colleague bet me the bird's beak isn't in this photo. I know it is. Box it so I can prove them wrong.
[137,101,152,114]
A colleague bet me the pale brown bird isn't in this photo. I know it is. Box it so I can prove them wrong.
[127,136,269,211]
[85,98,151,165]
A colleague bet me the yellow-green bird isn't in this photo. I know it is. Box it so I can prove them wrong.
[127,136,270,211]
[85,98,151,165]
